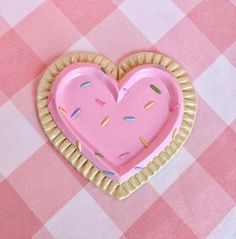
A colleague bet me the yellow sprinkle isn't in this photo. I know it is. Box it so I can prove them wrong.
[77,141,82,152]
[139,136,149,148]
[58,106,67,115]
[144,101,155,109]
[101,116,110,127]
[172,128,178,139]
[95,152,103,158]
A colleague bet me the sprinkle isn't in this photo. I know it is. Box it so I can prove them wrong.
[101,67,107,74]
[71,108,80,118]
[139,136,149,148]
[150,84,161,94]
[95,152,103,158]
[95,98,105,106]
[80,81,91,89]
[119,152,130,159]
[170,103,180,112]
[172,128,178,139]
[103,170,115,177]
[156,65,165,70]
[101,116,110,127]
[58,106,67,115]
[77,141,82,152]
[123,116,136,122]
[134,166,143,171]
[144,101,155,109]
[123,88,128,94]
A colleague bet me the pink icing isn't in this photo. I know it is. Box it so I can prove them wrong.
[48,63,184,182]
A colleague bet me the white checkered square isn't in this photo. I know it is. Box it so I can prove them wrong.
[46,189,122,239]
[0,101,44,176]
[119,0,184,43]
[195,56,236,124]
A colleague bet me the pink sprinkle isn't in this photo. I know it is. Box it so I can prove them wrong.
[119,152,130,160]
[170,103,180,112]
[95,98,105,106]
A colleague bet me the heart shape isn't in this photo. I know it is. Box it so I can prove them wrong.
[37,52,196,199]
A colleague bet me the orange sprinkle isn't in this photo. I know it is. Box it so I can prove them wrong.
[77,141,82,152]
[95,152,103,158]
[101,116,110,127]
[139,136,149,148]
[58,106,66,115]
[144,101,155,109]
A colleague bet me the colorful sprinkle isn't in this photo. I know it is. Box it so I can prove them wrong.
[150,84,161,94]
[80,81,91,89]
[71,108,80,118]
[144,101,155,109]
[123,88,128,94]
[134,166,143,171]
[103,170,115,177]
[139,136,149,148]
[123,116,136,122]
[101,116,110,127]
[77,141,82,152]
[95,152,103,158]
[156,65,165,70]
[172,128,178,139]
[95,98,105,106]
[58,106,67,115]
[170,103,180,112]
[119,152,130,160]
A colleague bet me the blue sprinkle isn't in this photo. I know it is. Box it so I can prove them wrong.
[134,166,143,171]
[71,108,80,119]
[80,81,91,89]
[123,116,136,122]
[123,88,128,93]
[103,170,115,177]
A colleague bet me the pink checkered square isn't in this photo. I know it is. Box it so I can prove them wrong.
[0,172,4,183]
[52,0,116,34]
[163,163,234,238]
[85,181,159,231]
[32,227,54,239]
[11,79,48,139]
[0,30,44,97]
[185,95,227,158]
[124,197,197,238]
[189,0,236,52]
[231,119,236,133]
[0,16,10,37]
[15,0,81,63]
[0,90,8,107]
[224,42,236,68]
[7,143,82,223]
[198,128,236,201]
[0,181,42,238]
[0,0,45,27]
[174,0,202,13]
[156,16,220,79]
[87,9,151,62]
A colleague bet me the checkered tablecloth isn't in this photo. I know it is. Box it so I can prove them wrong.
[0,0,236,238]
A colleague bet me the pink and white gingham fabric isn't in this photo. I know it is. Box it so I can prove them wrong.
[0,0,236,238]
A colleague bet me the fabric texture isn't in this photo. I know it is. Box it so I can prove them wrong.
[0,0,235,238]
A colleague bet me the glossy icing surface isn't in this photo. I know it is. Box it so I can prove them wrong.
[48,63,184,182]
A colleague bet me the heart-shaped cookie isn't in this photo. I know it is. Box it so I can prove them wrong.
[37,52,196,199]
